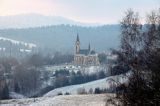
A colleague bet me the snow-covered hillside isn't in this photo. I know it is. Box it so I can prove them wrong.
[44,73,129,97]
[9,92,26,99]
[0,36,37,57]
[0,37,37,49]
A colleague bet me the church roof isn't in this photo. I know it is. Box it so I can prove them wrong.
[90,50,96,54]
[79,49,90,55]
[79,49,96,55]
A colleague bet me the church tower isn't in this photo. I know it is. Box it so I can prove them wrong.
[75,34,80,54]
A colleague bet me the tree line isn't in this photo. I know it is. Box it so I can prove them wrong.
[0,52,73,99]
[111,8,160,105]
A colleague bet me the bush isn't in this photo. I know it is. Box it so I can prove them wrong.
[65,92,70,95]
[57,92,63,95]
[1,84,9,100]
[89,88,93,94]
[77,88,87,94]
[94,88,101,94]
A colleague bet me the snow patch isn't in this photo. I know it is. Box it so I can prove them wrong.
[9,92,26,99]
[0,36,37,49]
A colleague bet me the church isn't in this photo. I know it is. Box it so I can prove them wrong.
[74,34,99,66]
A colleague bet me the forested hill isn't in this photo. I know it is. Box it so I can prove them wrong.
[0,25,120,53]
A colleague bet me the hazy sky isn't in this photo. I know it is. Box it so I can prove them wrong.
[0,0,159,24]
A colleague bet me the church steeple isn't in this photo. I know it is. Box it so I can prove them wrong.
[88,43,90,51]
[76,34,79,42]
[75,34,80,54]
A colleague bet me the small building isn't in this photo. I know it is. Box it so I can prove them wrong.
[74,34,99,66]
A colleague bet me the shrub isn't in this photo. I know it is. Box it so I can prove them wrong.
[77,88,87,94]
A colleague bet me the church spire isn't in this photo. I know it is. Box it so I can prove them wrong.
[75,33,80,54]
[76,33,79,42]
[88,43,91,51]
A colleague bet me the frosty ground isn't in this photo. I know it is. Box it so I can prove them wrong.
[0,94,116,106]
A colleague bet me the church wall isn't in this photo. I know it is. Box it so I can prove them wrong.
[74,54,99,66]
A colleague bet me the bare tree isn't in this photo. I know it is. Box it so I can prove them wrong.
[120,9,142,64]
[114,9,160,106]
[13,64,41,96]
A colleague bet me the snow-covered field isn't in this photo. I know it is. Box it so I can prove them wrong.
[44,73,128,97]
[0,94,116,106]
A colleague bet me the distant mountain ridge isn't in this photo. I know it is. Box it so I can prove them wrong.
[0,14,102,29]
[0,25,121,53]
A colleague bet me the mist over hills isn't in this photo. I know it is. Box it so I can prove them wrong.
[0,13,121,53]
[0,25,120,53]
[0,14,102,29]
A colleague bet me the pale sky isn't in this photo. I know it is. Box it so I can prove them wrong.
[0,0,159,24]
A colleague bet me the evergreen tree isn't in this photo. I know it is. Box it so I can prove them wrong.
[2,83,9,99]
[14,83,20,93]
